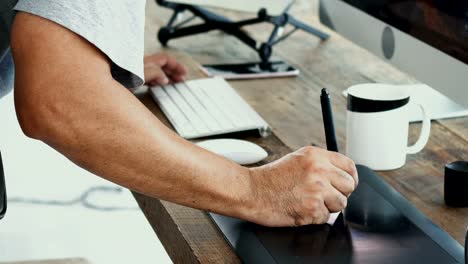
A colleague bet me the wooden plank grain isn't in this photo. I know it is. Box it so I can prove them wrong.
[134,192,202,264]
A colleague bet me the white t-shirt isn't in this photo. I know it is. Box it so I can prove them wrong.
[0,0,146,221]
[1,0,146,97]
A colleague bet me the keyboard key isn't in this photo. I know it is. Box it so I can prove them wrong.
[174,83,222,132]
[188,81,234,130]
[150,78,270,139]
[164,85,209,134]
[150,86,197,137]
[200,80,256,128]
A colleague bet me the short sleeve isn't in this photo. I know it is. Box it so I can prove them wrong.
[14,0,146,88]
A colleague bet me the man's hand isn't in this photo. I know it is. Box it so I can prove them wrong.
[144,53,187,86]
[246,146,358,227]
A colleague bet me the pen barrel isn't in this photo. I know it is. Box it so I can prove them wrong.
[320,95,339,152]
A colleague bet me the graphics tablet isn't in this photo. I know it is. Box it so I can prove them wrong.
[209,165,464,263]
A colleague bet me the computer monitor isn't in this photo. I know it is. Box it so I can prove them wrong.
[319,0,468,120]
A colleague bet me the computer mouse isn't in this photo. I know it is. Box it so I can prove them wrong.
[196,139,268,165]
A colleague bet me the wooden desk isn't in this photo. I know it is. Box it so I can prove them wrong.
[135,1,468,262]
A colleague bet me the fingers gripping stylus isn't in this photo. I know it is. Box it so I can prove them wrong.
[320,88,342,225]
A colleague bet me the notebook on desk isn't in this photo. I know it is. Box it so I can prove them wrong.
[210,165,464,264]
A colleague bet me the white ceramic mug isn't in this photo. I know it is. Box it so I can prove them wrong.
[346,84,431,171]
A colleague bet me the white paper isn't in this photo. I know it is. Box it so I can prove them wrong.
[327,212,341,225]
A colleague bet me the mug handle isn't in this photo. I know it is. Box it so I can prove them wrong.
[407,103,431,154]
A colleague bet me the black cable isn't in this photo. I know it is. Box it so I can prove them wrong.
[8,185,138,212]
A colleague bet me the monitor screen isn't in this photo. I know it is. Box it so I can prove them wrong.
[342,0,468,65]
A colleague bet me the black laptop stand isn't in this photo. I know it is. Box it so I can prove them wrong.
[155,0,329,65]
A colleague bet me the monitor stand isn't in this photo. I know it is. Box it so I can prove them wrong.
[343,84,468,122]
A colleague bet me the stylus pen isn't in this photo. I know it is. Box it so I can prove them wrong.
[320,88,344,227]
[320,88,339,152]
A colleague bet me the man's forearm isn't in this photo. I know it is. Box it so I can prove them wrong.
[52,80,252,218]
[11,12,359,228]
[46,78,252,217]
[11,12,253,220]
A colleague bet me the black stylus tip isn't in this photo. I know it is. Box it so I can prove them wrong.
[321,88,329,95]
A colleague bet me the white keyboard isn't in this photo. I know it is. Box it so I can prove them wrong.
[150,77,270,139]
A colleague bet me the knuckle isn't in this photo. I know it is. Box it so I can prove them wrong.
[305,199,321,211]
[304,161,328,176]
[337,171,355,191]
[338,196,348,209]
[345,158,358,177]
[300,146,316,156]
[294,216,309,226]
[310,210,323,221]
[302,159,319,174]
[312,193,324,203]
[348,173,357,188]
[300,148,314,160]
[348,180,357,192]
[304,196,322,211]
[310,178,326,189]
[313,210,329,224]
[322,209,331,221]
[297,194,324,216]
[347,158,356,170]
[352,170,359,186]
[342,180,355,194]
[291,207,311,226]
[298,147,322,162]
[314,164,327,173]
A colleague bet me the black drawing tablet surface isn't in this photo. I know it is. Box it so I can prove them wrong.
[210,165,464,263]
